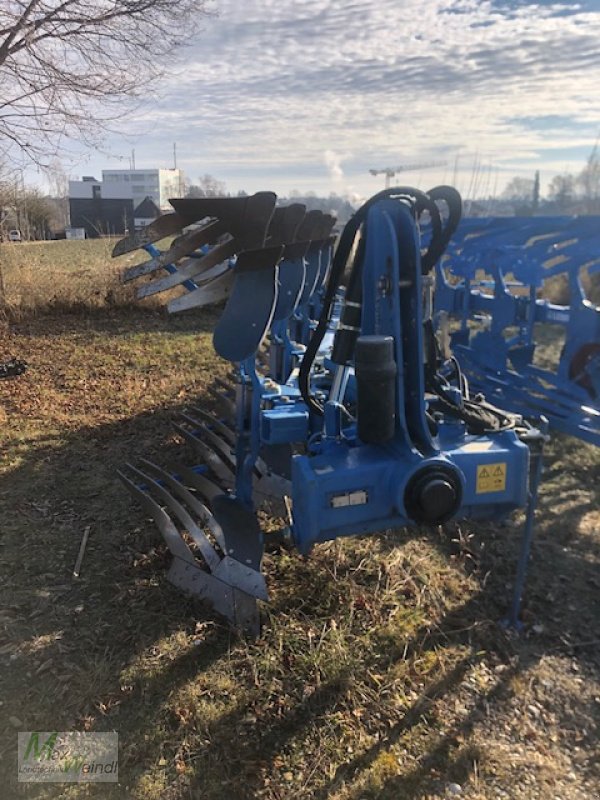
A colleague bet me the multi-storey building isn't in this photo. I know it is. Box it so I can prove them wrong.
[101,168,185,211]
[68,176,134,238]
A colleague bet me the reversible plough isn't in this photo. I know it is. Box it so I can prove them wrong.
[434,215,600,445]
[113,188,548,634]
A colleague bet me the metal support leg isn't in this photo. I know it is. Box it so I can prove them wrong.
[503,419,549,629]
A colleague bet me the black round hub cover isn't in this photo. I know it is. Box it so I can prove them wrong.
[404,466,462,524]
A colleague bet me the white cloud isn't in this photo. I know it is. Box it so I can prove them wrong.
[75,0,600,196]
[323,150,346,182]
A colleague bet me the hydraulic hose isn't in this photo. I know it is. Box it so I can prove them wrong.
[299,186,448,416]
[425,185,463,266]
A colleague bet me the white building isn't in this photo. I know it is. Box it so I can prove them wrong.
[68,175,135,237]
[101,168,185,211]
[68,176,132,202]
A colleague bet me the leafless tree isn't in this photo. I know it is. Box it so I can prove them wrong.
[0,0,212,166]
[577,143,600,214]
[186,174,227,197]
[548,173,576,212]
[45,157,69,227]
[0,164,21,235]
[501,176,535,203]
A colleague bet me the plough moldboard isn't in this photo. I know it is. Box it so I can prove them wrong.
[434,215,600,445]
[114,187,548,635]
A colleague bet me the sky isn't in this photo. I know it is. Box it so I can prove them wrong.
[64,0,600,201]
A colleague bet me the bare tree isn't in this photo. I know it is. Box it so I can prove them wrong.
[548,173,576,212]
[501,176,535,203]
[501,176,537,216]
[577,143,600,214]
[186,174,227,197]
[0,165,21,237]
[19,187,54,239]
[0,0,211,166]
[45,157,69,228]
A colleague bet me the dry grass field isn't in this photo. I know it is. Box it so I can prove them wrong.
[0,241,598,799]
[0,239,151,319]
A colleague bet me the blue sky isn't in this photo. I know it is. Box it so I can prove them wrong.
[68,0,600,200]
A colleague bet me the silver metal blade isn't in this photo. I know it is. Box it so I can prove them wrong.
[178,467,225,503]
[167,559,260,636]
[170,192,277,250]
[136,461,267,601]
[210,494,264,572]
[185,408,236,445]
[174,423,235,487]
[122,220,225,282]
[214,376,235,394]
[216,556,268,601]
[177,411,275,491]
[118,470,196,564]
[112,213,186,257]
[184,423,237,479]
[206,385,236,418]
[136,259,230,299]
[167,270,235,313]
[125,463,221,572]
[122,255,162,283]
[120,465,264,634]
[136,240,236,298]
[138,459,227,553]
[253,471,292,503]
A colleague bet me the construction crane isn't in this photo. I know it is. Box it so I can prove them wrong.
[369,161,447,189]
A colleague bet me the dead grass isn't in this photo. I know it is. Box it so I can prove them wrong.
[0,239,158,320]
[1,234,595,328]
[0,308,599,799]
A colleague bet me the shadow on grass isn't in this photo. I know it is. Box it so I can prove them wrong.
[0,308,598,799]
[5,305,223,340]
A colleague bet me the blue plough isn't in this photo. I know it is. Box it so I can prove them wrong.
[113,188,546,634]
[434,215,600,445]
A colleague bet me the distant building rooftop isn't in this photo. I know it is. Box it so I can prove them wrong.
[134,196,161,219]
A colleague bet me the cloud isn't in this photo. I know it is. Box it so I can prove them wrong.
[77,0,600,196]
[323,150,345,182]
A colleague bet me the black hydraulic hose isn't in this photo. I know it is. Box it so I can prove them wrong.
[425,185,463,266]
[298,202,366,416]
[299,186,447,416]
[429,385,516,434]
[330,230,366,366]
[413,195,443,273]
[422,186,464,383]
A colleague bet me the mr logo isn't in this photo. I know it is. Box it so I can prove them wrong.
[24,732,59,761]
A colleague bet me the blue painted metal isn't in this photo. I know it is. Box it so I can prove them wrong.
[143,242,199,292]
[503,418,549,630]
[116,191,544,631]
[290,199,532,557]
[268,246,307,383]
[435,215,600,445]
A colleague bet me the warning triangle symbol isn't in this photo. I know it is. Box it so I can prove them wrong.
[479,467,490,478]
[493,466,504,476]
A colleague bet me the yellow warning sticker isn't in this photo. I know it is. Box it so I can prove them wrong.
[476,462,507,494]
